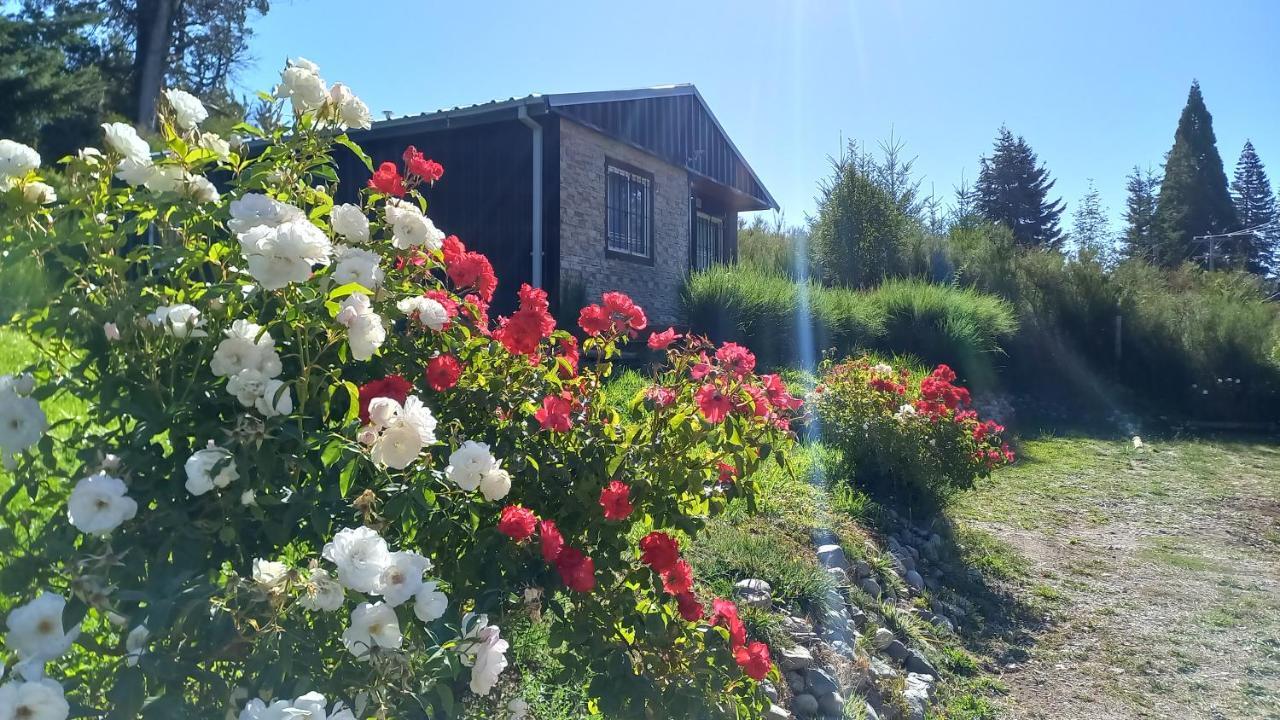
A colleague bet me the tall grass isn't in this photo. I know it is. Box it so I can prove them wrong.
[681,266,1017,380]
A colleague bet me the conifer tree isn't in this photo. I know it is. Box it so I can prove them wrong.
[1070,180,1112,264]
[1121,166,1160,261]
[1152,81,1238,267]
[976,126,1065,249]
[1230,140,1277,275]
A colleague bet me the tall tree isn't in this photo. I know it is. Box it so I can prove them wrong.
[1230,140,1277,275]
[1151,81,1238,268]
[1121,166,1160,261]
[975,126,1065,249]
[811,145,909,288]
[1069,180,1112,264]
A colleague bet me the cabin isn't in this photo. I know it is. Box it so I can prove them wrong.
[336,84,777,323]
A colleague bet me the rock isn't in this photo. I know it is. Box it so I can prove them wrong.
[778,645,815,671]
[848,605,868,628]
[869,656,898,680]
[816,544,848,570]
[804,667,840,696]
[885,639,910,663]
[760,679,779,703]
[817,691,845,716]
[792,693,819,717]
[863,701,881,720]
[811,528,838,546]
[931,614,955,634]
[905,544,920,561]
[872,627,895,650]
[785,670,807,692]
[905,649,939,678]
[905,570,925,591]
[734,578,773,609]
[830,639,857,658]
[905,673,935,720]
[928,532,942,547]
[825,566,850,586]
[765,703,792,720]
[859,578,882,599]
[852,560,873,579]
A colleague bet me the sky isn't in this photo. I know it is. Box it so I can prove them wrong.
[237,0,1280,230]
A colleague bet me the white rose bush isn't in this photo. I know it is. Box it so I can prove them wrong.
[0,59,803,719]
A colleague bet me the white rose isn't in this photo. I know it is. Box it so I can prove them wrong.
[101,122,151,162]
[322,526,390,594]
[385,198,444,251]
[375,550,431,607]
[463,622,509,696]
[103,322,120,341]
[366,397,401,429]
[330,204,369,243]
[114,157,157,187]
[3,592,79,663]
[240,489,257,506]
[77,147,102,165]
[240,219,333,290]
[255,379,293,417]
[369,422,424,470]
[163,89,208,130]
[398,395,437,444]
[0,139,40,188]
[0,678,69,720]
[199,132,231,162]
[277,58,328,112]
[211,320,280,378]
[183,442,238,496]
[252,559,290,589]
[21,181,56,205]
[328,83,372,130]
[66,472,137,535]
[228,193,305,234]
[143,164,186,194]
[332,244,383,290]
[396,296,448,331]
[299,568,345,612]
[335,293,384,361]
[0,384,47,467]
[341,602,402,660]
[478,467,512,502]
[445,441,497,492]
[413,581,448,623]
[290,692,355,720]
[184,174,220,204]
[147,303,206,338]
[226,368,269,407]
[124,624,149,667]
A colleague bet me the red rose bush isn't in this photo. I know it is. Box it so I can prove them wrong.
[0,60,798,719]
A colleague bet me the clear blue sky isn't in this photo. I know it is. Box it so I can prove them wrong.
[238,0,1280,231]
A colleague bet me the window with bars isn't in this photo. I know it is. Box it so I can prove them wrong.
[693,211,723,271]
[606,163,653,259]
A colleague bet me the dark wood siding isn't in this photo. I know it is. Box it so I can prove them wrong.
[336,121,535,317]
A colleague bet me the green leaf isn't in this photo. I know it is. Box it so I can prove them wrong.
[335,135,374,172]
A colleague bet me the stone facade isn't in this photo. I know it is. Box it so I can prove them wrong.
[558,118,690,325]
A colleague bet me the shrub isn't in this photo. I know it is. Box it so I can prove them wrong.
[813,357,1013,507]
[811,153,910,288]
[0,63,803,718]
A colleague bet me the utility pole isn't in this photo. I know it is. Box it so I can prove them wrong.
[1193,221,1279,270]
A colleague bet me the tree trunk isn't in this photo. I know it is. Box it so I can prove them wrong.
[132,0,177,130]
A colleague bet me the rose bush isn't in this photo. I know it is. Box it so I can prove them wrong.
[813,358,1013,506]
[0,59,800,719]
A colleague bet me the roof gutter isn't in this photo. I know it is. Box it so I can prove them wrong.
[517,105,544,289]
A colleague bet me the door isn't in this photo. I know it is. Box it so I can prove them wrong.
[693,210,723,271]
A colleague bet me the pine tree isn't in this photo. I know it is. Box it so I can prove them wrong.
[1070,180,1112,264]
[1152,81,1238,268]
[1121,166,1160,261]
[1230,140,1277,275]
[976,126,1065,249]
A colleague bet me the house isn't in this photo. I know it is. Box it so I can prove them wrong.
[337,84,777,323]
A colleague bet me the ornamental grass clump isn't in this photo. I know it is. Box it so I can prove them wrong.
[0,58,801,719]
[813,357,1013,508]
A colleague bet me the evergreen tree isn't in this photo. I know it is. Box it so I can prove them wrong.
[975,126,1065,249]
[950,174,982,231]
[1121,166,1160,261]
[1070,180,1112,264]
[1152,81,1238,268]
[1230,140,1278,275]
[811,145,909,288]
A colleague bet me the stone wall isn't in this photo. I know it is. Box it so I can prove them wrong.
[558,118,690,326]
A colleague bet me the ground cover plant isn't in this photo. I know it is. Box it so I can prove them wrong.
[0,61,805,719]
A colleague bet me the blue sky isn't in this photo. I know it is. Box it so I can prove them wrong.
[238,0,1280,230]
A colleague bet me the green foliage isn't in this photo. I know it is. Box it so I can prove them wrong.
[812,146,910,288]
[1121,166,1161,262]
[813,358,1013,508]
[1230,140,1277,275]
[681,266,1018,380]
[975,127,1065,249]
[1152,81,1239,268]
[736,213,814,281]
[685,519,836,615]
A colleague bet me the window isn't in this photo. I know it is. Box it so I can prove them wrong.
[693,211,723,271]
[606,162,653,259]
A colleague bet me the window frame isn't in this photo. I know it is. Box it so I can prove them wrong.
[603,158,656,265]
[693,210,724,271]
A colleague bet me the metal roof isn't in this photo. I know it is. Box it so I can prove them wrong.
[356,84,777,210]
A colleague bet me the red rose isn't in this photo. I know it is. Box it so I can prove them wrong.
[598,480,633,520]
[695,384,732,423]
[647,326,681,350]
[760,374,803,411]
[444,239,497,303]
[539,519,564,562]
[442,235,466,266]
[675,591,704,622]
[422,289,459,324]
[711,598,746,647]
[462,293,491,334]
[402,146,443,183]
[357,375,413,424]
[715,342,756,376]
[639,531,680,572]
[534,393,574,432]
[556,335,579,378]
[555,547,596,592]
[577,304,611,336]
[497,505,538,541]
[495,284,555,356]
[367,161,406,197]
[645,386,676,407]
[660,558,694,595]
[717,461,737,485]
[425,354,462,392]
[734,641,772,680]
[690,353,713,380]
